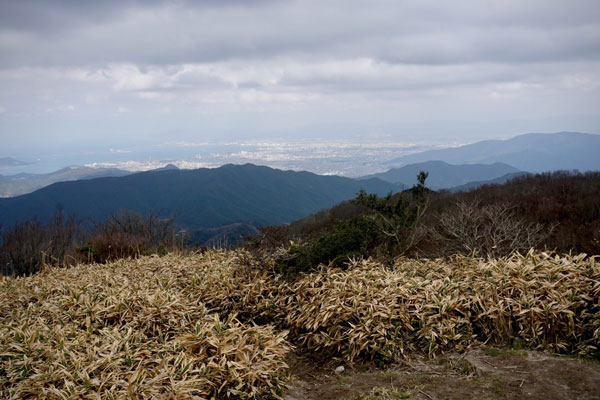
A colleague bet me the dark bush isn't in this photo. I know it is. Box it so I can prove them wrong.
[84,211,178,263]
[0,212,81,276]
[244,200,367,254]
[419,171,600,256]
[276,217,380,278]
[0,211,183,276]
[353,171,430,258]
[251,172,432,276]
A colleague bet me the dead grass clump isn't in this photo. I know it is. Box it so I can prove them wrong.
[178,314,289,399]
[0,252,290,399]
[279,252,599,362]
[279,259,419,362]
[193,250,288,325]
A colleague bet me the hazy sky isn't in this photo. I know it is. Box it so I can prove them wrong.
[1,0,599,155]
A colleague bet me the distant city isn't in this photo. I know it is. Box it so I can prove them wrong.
[0,139,447,178]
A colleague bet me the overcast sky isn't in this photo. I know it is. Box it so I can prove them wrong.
[1,0,599,156]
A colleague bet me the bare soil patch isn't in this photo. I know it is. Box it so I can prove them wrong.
[285,348,600,400]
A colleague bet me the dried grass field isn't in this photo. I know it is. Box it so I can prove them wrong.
[1,251,599,398]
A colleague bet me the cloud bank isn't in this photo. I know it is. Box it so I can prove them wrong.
[1,0,599,152]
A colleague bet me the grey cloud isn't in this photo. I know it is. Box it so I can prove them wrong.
[0,0,277,32]
[1,0,598,150]
[1,0,599,68]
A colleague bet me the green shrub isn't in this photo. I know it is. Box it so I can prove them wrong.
[353,171,430,258]
[277,217,379,277]
[273,172,431,277]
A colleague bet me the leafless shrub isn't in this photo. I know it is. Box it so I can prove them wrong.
[85,211,178,262]
[0,212,81,276]
[430,200,554,258]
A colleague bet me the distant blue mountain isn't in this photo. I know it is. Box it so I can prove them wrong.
[386,132,600,172]
[0,166,131,197]
[447,171,531,192]
[360,161,521,190]
[0,157,28,168]
[0,164,397,231]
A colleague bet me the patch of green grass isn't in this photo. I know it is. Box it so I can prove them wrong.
[485,346,526,359]
[558,353,600,373]
[352,386,412,399]
[489,376,505,394]
[337,375,352,388]
[453,359,478,376]
[469,375,506,396]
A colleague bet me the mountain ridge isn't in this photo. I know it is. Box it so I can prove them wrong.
[447,171,531,192]
[361,160,521,190]
[386,132,600,172]
[0,163,398,232]
[0,157,29,168]
[0,166,132,197]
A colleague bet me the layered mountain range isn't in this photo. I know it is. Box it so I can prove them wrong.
[1,132,598,245]
[386,131,600,172]
[360,161,522,190]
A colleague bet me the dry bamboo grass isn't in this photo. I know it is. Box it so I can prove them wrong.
[1,250,598,398]
[194,250,599,362]
[193,251,288,324]
[0,252,290,399]
[278,251,599,361]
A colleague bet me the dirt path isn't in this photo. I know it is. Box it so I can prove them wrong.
[284,348,600,400]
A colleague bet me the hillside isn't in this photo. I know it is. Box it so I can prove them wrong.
[0,166,131,197]
[252,170,600,258]
[361,161,521,189]
[448,171,530,192]
[386,132,600,172]
[0,163,397,231]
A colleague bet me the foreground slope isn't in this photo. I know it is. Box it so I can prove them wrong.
[1,251,598,398]
[285,348,600,400]
[0,163,396,229]
[0,252,289,399]
[387,132,600,172]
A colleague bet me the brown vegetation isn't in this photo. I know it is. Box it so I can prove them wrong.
[194,251,600,361]
[1,250,598,398]
[248,171,600,262]
[0,212,81,276]
[83,212,179,263]
[0,252,289,399]
[0,211,184,276]
[427,170,600,256]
